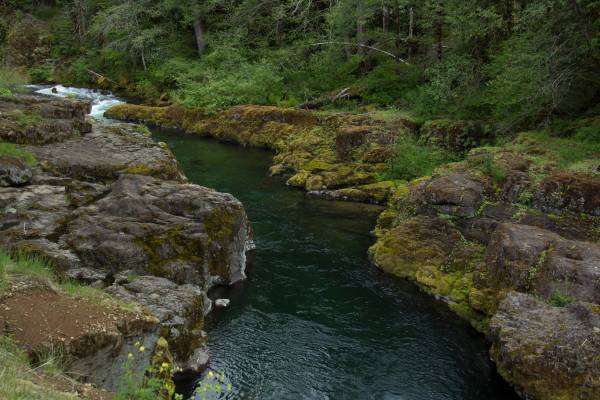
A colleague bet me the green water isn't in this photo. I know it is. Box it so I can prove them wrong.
[151,129,519,400]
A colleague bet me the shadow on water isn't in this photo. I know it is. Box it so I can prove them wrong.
[151,127,519,400]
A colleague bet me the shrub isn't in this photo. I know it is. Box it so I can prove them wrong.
[384,137,458,181]
[548,291,576,307]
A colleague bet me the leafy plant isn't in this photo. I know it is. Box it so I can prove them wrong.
[384,137,457,181]
[548,291,576,307]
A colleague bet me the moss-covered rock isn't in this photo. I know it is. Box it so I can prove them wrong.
[107,103,416,204]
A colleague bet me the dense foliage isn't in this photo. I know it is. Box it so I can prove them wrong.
[0,0,599,131]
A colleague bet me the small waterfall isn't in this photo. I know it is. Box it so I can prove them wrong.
[30,85,124,119]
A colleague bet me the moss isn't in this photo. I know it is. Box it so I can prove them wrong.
[106,103,405,203]
[203,207,237,280]
[141,227,204,279]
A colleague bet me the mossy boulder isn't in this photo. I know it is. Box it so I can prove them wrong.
[420,119,492,154]
[490,292,600,400]
[535,172,600,216]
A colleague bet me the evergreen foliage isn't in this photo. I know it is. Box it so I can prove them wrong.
[0,0,598,133]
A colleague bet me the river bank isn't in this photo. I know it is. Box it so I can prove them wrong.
[0,93,254,399]
[106,100,600,400]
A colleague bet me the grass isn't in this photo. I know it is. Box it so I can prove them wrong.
[0,142,37,165]
[547,291,577,307]
[0,249,138,311]
[0,336,78,400]
[510,131,600,178]
[384,136,458,181]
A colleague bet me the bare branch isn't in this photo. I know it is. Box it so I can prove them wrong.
[306,41,409,64]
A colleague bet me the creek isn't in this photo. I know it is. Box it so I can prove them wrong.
[36,86,519,400]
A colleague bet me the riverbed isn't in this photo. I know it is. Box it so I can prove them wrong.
[36,86,519,400]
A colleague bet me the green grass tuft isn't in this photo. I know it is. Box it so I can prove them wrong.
[384,136,458,181]
[0,142,37,166]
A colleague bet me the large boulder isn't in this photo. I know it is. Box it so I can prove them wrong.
[27,123,185,182]
[0,155,32,186]
[106,276,208,371]
[61,174,251,286]
[422,173,484,217]
[490,292,600,400]
[535,172,600,216]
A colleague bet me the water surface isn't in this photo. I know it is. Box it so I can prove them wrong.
[151,129,519,400]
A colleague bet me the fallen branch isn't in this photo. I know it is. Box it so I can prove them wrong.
[307,41,408,64]
[86,69,122,88]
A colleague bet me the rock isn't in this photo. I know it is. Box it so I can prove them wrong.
[173,346,210,381]
[106,276,208,361]
[423,173,484,217]
[0,95,91,144]
[481,223,600,305]
[62,174,251,286]
[0,97,254,379]
[530,234,600,304]
[483,223,560,292]
[214,298,230,308]
[0,155,32,186]
[27,123,185,182]
[490,292,600,400]
[419,119,492,154]
[535,172,600,216]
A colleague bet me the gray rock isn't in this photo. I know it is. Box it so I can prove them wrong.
[423,173,484,217]
[0,156,32,186]
[106,276,208,360]
[490,292,600,399]
[214,298,230,308]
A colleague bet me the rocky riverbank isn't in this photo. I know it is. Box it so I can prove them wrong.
[369,135,600,399]
[105,103,418,204]
[0,95,253,397]
[108,102,600,399]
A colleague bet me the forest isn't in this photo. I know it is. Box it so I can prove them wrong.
[1,0,599,133]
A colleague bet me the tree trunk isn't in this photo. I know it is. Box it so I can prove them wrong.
[140,47,147,72]
[434,2,443,61]
[73,0,87,39]
[193,17,205,57]
[382,2,390,33]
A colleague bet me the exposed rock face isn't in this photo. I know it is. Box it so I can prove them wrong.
[535,172,600,216]
[106,276,207,365]
[0,155,32,186]
[62,174,250,286]
[105,103,414,204]
[369,135,600,399]
[0,95,91,144]
[490,292,600,399]
[0,95,253,389]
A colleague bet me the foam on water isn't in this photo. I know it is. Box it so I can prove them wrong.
[31,84,124,119]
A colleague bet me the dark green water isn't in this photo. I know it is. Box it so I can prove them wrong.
[152,129,519,400]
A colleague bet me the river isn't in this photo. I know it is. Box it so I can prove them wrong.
[36,86,519,400]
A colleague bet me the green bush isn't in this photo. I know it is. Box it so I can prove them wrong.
[384,137,458,181]
[548,291,576,307]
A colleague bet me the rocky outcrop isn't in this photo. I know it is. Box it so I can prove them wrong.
[0,95,91,144]
[106,103,415,204]
[490,292,600,399]
[0,95,253,389]
[369,132,600,399]
[0,155,32,186]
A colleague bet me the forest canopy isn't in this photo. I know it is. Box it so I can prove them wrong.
[0,0,599,131]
